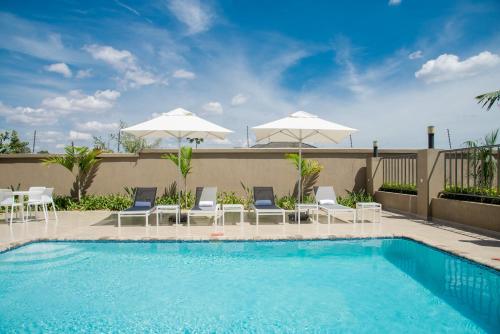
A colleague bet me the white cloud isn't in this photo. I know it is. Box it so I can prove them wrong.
[83,44,159,87]
[69,130,92,141]
[167,0,214,34]
[77,121,119,132]
[202,101,223,114]
[37,131,64,143]
[76,69,92,79]
[45,62,72,78]
[231,93,248,106]
[388,0,401,5]
[415,51,500,83]
[173,69,196,79]
[41,89,120,113]
[0,102,56,125]
[408,50,423,60]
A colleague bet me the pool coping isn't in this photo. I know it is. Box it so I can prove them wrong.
[1,235,499,273]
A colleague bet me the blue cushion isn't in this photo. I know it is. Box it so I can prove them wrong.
[135,201,151,207]
[255,199,272,206]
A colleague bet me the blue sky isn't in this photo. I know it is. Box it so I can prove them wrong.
[0,0,499,151]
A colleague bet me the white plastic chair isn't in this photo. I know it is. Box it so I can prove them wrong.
[26,187,47,223]
[41,188,58,222]
[0,189,24,225]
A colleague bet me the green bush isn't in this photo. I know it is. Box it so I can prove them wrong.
[54,194,132,211]
[379,182,417,195]
[337,190,374,208]
[217,191,244,205]
[441,185,500,205]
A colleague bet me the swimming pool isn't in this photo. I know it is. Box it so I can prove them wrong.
[0,238,498,333]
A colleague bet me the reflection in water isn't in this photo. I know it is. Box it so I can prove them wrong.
[383,239,500,333]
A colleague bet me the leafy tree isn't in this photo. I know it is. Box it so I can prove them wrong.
[162,146,192,207]
[0,130,30,153]
[464,129,498,188]
[93,135,114,152]
[42,146,102,201]
[285,153,323,201]
[111,121,161,153]
[476,90,500,111]
[187,137,204,148]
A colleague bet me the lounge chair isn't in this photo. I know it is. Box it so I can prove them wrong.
[117,187,157,227]
[251,187,285,229]
[187,187,220,228]
[314,186,356,226]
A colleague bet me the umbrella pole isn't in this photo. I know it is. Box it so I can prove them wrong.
[177,137,182,212]
[298,135,302,204]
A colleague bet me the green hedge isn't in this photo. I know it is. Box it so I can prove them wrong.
[441,185,500,205]
[50,190,374,211]
[379,183,417,195]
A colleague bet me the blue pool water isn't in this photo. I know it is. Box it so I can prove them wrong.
[0,238,498,333]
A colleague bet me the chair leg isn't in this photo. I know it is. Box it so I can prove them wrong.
[187,214,190,228]
[43,204,48,223]
[51,200,58,222]
[9,205,14,225]
[145,214,149,227]
[118,214,121,227]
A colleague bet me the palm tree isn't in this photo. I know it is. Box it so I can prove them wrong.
[285,153,323,201]
[187,137,204,148]
[42,146,102,201]
[162,146,192,207]
[476,90,500,111]
[464,129,498,189]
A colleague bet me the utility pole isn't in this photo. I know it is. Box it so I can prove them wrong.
[446,129,452,149]
[349,134,353,148]
[246,125,250,148]
[117,130,121,153]
[32,130,37,153]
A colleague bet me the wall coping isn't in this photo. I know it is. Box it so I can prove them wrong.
[0,148,421,159]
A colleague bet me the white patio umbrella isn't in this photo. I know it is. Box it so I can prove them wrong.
[252,111,357,203]
[121,107,232,208]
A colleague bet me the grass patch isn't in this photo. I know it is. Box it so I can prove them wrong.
[379,183,417,195]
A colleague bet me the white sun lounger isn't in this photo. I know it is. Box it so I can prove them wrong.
[314,186,356,226]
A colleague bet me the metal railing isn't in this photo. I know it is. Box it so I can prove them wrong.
[381,154,417,186]
[443,144,500,199]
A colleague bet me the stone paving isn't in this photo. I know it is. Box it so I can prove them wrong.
[1,209,499,270]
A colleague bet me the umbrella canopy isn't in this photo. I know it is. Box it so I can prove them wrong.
[121,108,232,213]
[121,107,232,140]
[253,111,357,143]
[252,111,357,205]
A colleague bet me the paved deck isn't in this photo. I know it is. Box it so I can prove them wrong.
[1,210,499,270]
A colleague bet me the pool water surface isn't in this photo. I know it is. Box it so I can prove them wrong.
[0,238,498,333]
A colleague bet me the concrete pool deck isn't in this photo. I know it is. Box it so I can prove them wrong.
[1,210,499,270]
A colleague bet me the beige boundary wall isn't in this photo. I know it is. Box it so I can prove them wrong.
[0,148,415,198]
[432,198,500,233]
[374,191,418,215]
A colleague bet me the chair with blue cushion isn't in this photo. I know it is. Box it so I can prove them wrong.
[117,187,157,227]
[251,187,285,230]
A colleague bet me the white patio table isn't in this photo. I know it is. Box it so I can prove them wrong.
[12,191,29,222]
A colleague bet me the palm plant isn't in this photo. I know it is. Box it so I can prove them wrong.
[285,153,323,201]
[42,146,102,201]
[464,129,499,189]
[476,90,500,111]
[187,137,204,148]
[162,146,192,207]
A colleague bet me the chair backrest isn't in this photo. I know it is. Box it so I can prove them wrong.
[313,186,337,204]
[133,187,157,208]
[194,187,217,207]
[28,187,46,201]
[253,187,275,205]
[0,189,14,206]
[41,188,54,202]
